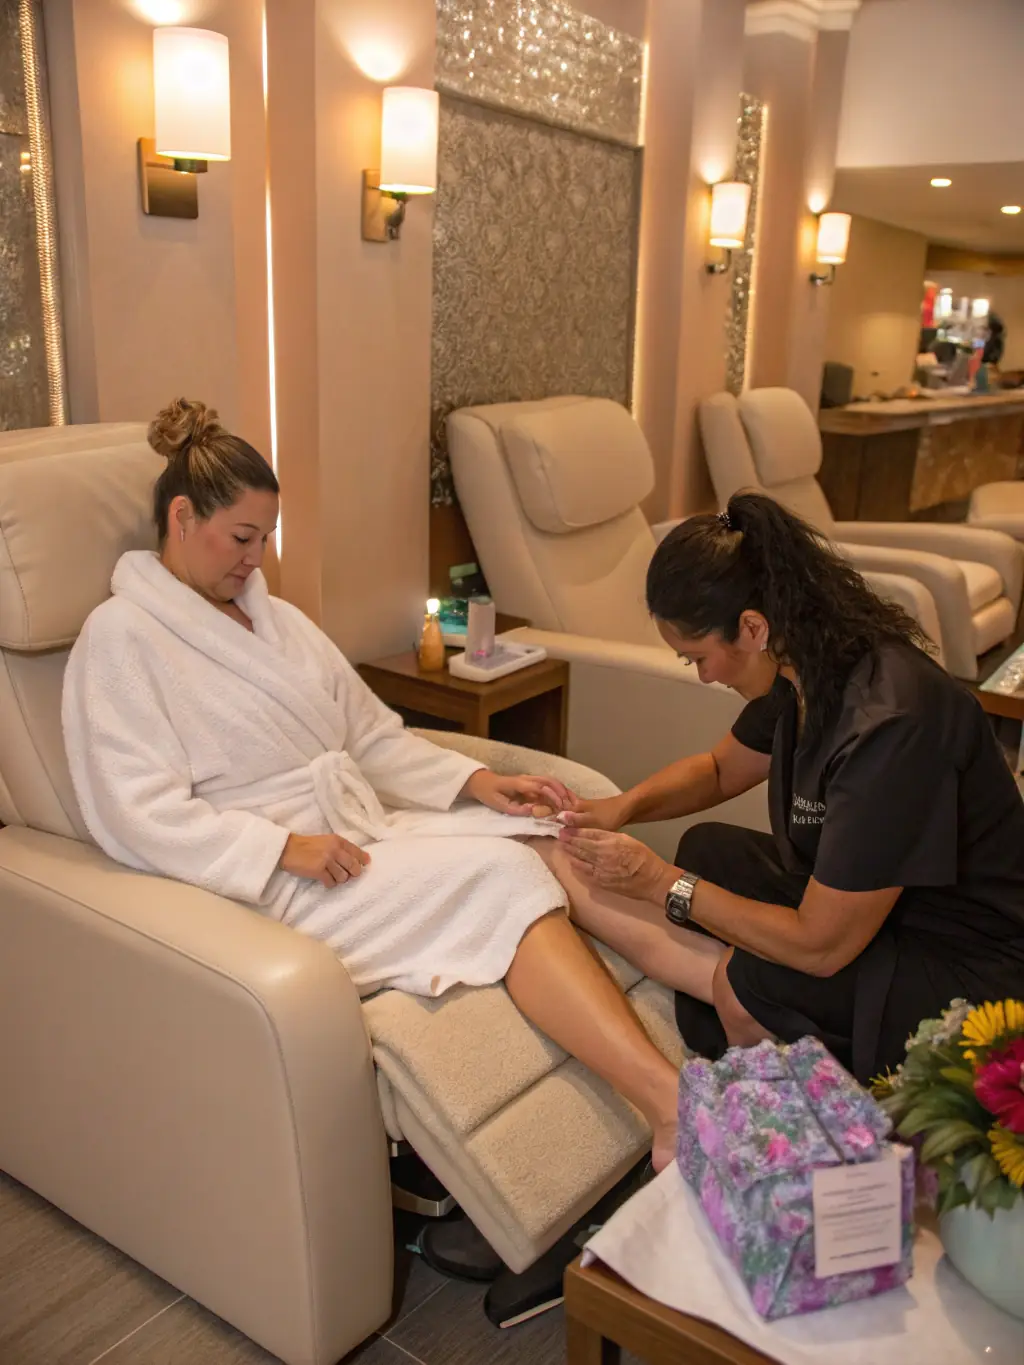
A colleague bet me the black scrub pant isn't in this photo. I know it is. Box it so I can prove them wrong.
[671,822,864,1072]
[675,821,1021,1081]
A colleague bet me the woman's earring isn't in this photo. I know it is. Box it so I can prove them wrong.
[180,526,185,543]
[760,641,768,653]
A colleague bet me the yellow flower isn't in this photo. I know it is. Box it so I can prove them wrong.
[962,1000,1024,1061]
[990,1125,1024,1188]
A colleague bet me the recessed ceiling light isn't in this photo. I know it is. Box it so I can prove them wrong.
[1001,205,1022,215]
[930,177,952,187]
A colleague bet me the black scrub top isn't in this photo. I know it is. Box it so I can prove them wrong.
[732,642,1024,974]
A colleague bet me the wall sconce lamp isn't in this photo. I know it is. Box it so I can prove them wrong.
[809,212,851,286]
[705,181,751,274]
[138,27,231,220]
[362,87,439,243]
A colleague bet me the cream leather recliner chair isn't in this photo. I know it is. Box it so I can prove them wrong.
[699,388,1023,681]
[447,396,942,854]
[0,425,684,1365]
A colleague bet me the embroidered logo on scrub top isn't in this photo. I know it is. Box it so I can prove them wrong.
[792,794,826,826]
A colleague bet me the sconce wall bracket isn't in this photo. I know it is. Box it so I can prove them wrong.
[362,170,408,243]
[138,138,208,219]
[706,250,734,275]
[809,265,837,287]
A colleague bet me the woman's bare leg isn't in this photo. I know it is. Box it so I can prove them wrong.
[504,910,680,1172]
[712,950,773,1047]
[531,839,725,1004]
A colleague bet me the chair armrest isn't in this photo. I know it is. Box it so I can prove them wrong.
[502,629,769,860]
[836,521,1024,610]
[837,541,977,678]
[0,829,392,1365]
[650,518,684,545]
[858,570,945,668]
[503,627,694,681]
[411,729,619,799]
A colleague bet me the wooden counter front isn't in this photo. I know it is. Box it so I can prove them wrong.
[819,391,1024,521]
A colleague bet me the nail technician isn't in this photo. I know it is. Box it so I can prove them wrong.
[556,493,1024,1083]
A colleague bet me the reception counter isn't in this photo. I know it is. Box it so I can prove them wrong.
[818,390,1024,522]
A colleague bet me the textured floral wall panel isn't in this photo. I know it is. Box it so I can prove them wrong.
[725,93,767,397]
[430,96,640,504]
[430,0,642,505]
[0,0,64,429]
[436,0,644,146]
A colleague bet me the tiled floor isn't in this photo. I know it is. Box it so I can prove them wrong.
[0,1171,639,1365]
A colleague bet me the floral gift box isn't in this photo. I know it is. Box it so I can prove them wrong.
[678,1037,915,1319]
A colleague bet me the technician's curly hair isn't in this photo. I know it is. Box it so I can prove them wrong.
[646,492,933,737]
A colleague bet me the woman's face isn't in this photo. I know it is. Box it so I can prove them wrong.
[656,612,778,701]
[167,488,279,602]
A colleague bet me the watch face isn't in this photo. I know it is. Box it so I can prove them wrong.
[665,876,696,927]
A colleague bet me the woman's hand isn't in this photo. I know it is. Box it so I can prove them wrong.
[280,833,371,888]
[558,826,674,903]
[560,794,633,832]
[462,769,577,818]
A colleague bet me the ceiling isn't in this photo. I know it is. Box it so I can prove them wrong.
[831,163,1024,253]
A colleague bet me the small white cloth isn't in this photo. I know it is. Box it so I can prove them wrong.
[582,1163,1023,1365]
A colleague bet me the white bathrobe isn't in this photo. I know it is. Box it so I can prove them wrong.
[62,551,566,997]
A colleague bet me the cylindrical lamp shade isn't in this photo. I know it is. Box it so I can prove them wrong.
[379,87,439,195]
[154,27,231,162]
[709,181,751,249]
[816,212,851,265]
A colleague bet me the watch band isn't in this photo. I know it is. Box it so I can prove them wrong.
[665,870,700,927]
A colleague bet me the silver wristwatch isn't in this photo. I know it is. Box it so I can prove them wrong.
[665,871,700,927]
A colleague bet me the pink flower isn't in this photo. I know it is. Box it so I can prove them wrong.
[805,1061,839,1102]
[974,1037,1024,1135]
[844,1123,877,1153]
[765,1130,792,1163]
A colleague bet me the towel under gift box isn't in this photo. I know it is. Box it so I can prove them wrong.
[677,1036,914,1320]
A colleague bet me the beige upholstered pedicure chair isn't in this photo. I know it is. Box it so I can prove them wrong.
[0,425,684,1365]
[700,388,1024,680]
[446,396,947,857]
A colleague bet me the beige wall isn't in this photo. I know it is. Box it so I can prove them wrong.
[838,0,1024,170]
[313,0,435,659]
[44,0,269,452]
[930,272,1024,371]
[636,0,747,520]
[826,215,928,396]
[743,24,851,410]
[581,0,648,38]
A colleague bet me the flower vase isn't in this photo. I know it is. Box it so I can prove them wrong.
[940,1199,1024,1319]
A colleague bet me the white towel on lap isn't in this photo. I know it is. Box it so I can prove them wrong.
[62,551,564,996]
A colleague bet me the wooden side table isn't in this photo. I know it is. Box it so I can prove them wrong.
[358,651,570,756]
[564,1259,774,1365]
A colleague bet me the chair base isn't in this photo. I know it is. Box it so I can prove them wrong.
[390,1150,458,1218]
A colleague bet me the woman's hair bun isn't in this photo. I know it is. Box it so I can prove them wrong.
[147,398,224,462]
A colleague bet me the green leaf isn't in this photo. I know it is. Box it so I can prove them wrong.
[986,1179,1021,1213]
[959,1152,990,1196]
[938,1179,973,1215]
[938,1066,978,1094]
[920,1120,988,1165]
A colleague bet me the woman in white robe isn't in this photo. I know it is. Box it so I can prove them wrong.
[62,399,684,1169]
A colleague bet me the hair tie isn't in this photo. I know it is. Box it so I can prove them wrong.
[717,510,733,531]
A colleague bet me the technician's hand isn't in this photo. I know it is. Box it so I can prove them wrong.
[462,769,578,818]
[558,826,671,901]
[560,794,632,833]
[280,833,371,889]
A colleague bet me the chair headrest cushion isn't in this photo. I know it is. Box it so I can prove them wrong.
[0,425,161,650]
[498,399,654,534]
[738,388,822,487]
